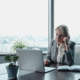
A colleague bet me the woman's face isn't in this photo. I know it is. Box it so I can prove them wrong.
[55,29,64,44]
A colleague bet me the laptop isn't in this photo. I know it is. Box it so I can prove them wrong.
[16,49,56,73]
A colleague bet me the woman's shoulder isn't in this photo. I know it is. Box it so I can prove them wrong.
[50,39,57,45]
[69,41,76,47]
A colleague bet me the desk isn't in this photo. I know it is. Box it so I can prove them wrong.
[0,63,80,80]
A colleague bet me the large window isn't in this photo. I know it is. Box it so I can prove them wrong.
[0,0,48,53]
[54,0,80,43]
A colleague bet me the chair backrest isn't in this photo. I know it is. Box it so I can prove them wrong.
[74,45,80,65]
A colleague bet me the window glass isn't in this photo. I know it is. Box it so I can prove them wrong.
[54,0,80,43]
[0,0,48,53]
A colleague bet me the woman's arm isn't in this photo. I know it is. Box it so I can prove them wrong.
[63,37,75,65]
[65,42,75,66]
[44,40,53,63]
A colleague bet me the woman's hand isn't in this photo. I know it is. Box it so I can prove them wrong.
[44,60,50,66]
[63,36,70,51]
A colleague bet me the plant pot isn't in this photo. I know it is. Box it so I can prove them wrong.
[6,66,19,79]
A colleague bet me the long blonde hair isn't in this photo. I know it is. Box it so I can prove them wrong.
[55,25,70,37]
[55,25,70,56]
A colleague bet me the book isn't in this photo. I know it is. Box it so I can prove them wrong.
[57,65,80,71]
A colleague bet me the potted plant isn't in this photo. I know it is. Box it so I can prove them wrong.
[5,55,19,79]
[11,38,28,53]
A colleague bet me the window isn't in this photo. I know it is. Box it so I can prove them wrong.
[54,0,80,43]
[0,0,48,53]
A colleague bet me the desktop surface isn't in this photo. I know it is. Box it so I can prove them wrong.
[0,63,80,80]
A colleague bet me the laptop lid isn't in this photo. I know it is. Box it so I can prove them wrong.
[16,49,45,72]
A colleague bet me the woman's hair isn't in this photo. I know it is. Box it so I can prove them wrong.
[55,25,70,56]
[55,25,70,49]
[55,25,70,37]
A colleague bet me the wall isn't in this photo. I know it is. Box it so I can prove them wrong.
[0,54,46,64]
[0,56,6,63]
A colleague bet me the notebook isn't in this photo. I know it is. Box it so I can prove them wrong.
[57,65,80,71]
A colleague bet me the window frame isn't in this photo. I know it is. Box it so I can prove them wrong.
[48,0,54,46]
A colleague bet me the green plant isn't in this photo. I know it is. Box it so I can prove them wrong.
[5,55,19,67]
[11,38,28,53]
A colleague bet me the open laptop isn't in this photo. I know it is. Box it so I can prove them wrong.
[16,49,56,73]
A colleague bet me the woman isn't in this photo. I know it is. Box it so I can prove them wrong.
[44,25,75,66]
